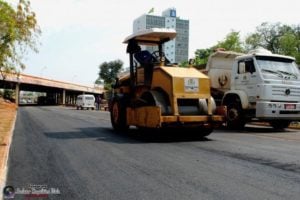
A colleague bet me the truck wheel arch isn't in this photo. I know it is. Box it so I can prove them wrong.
[222,90,249,109]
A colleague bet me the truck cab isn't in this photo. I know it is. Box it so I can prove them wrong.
[207,48,300,129]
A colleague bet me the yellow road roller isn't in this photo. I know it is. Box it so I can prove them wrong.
[110,28,225,136]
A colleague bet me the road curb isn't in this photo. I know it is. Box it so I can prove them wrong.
[0,112,17,200]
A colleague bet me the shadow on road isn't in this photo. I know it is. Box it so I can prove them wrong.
[44,127,212,144]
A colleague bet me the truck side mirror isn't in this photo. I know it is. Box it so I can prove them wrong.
[238,63,246,74]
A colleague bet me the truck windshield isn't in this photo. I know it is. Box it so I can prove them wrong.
[256,56,300,80]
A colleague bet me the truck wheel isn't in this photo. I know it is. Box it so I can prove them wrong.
[270,121,290,130]
[226,101,245,130]
[110,99,128,131]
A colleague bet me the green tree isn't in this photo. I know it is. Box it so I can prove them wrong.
[294,25,300,63]
[245,33,262,51]
[179,60,189,67]
[279,32,298,56]
[245,22,284,53]
[3,89,15,100]
[94,77,103,85]
[193,31,244,68]
[194,48,213,68]
[246,22,300,64]
[0,0,40,80]
[96,59,123,90]
[212,31,244,52]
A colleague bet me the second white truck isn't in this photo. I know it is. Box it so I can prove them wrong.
[204,48,300,129]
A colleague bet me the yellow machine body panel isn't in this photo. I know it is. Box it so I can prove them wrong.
[127,106,161,128]
[151,67,213,116]
[127,107,224,128]
[152,67,210,96]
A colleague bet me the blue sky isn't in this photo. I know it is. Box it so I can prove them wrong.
[8,0,300,86]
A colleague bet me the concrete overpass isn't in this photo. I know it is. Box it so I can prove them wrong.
[0,73,104,105]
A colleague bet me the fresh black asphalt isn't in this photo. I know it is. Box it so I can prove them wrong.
[5,106,300,200]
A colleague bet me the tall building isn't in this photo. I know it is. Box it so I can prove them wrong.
[133,8,189,64]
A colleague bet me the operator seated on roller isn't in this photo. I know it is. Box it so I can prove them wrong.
[134,50,172,66]
[134,50,175,86]
[134,50,157,66]
[134,50,156,86]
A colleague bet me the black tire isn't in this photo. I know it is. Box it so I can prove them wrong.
[270,121,290,130]
[226,101,245,130]
[110,99,129,131]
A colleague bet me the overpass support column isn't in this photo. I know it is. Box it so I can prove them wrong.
[62,89,66,105]
[15,83,20,105]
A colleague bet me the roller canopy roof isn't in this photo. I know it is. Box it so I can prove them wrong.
[123,28,176,45]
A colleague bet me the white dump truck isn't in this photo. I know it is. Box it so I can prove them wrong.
[205,48,300,129]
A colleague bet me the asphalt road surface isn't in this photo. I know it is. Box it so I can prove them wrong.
[5,106,300,200]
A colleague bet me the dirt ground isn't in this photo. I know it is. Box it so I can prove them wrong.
[0,98,17,144]
[0,97,17,187]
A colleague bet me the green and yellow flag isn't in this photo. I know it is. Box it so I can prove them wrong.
[148,7,154,14]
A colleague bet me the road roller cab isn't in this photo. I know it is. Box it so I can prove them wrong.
[110,28,225,136]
